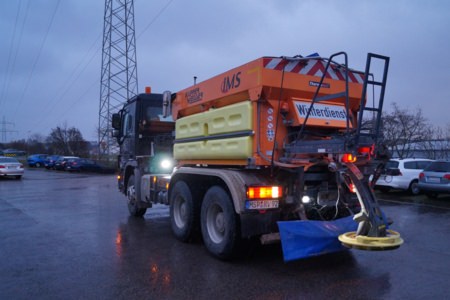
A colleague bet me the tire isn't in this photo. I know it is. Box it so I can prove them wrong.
[170,180,200,242]
[127,174,147,217]
[408,180,420,195]
[201,186,239,260]
[15,175,22,180]
[426,192,439,199]
[35,162,41,168]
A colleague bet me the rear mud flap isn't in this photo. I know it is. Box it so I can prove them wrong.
[277,216,357,262]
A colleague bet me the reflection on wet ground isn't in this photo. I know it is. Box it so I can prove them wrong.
[0,169,449,299]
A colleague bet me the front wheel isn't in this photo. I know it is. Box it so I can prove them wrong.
[127,175,147,217]
[201,186,239,260]
[170,180,200,242]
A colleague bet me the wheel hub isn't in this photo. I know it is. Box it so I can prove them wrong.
[127,185,136,205]
[215,212,224,234]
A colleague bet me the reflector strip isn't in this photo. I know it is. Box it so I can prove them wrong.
[264,57,364,84]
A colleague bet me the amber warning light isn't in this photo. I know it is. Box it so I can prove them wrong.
[341,153,357,163]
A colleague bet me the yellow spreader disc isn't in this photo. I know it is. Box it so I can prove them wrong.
[338,230,404,251]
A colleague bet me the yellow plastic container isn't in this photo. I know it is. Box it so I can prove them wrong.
[174,136,253,159]
[174,101,253,160]
[175,101,252,139]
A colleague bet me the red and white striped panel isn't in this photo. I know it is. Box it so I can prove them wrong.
[263,57,364,84]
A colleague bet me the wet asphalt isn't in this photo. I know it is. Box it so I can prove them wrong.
[1,169,450,300]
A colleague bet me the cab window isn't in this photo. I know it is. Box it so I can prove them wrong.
[122,113,133,136]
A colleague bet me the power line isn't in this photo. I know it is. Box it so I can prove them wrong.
[0,0,30,111]
[137,0,174,39]
[13,0,61,115]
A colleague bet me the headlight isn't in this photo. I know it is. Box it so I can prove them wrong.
[160,159,173,169]
[301,195,312,204]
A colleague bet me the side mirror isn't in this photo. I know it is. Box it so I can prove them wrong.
[162,90,172,118]
[112,113,121,130]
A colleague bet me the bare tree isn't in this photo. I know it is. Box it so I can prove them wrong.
[47,124,89,157]
[381,103,431,158]
[416,125,450,160]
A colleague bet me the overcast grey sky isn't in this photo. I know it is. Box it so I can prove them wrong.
[1,0,449,143]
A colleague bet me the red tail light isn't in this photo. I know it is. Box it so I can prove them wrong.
[358,146,372,154]
[444,174,450,180]
[247,186,282,199]
[0,165,5,169]
[419,173,425,179]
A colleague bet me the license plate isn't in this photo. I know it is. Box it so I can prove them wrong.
[428,177,441,183]
[246,200,279,210]
[7,166,17,169]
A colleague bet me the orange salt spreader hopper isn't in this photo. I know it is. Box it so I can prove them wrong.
[170,54,364,168]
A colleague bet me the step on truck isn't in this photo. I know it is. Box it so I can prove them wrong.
[112,52,403,261]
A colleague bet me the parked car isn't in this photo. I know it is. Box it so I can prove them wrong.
[418,160,450,198]
[64,158,115,173]
[44,155,63,169]
[0,156,24,179]
[65,158,101,172]
[374,158,434,195]
[54,156,79,171]
[27,154,48,168]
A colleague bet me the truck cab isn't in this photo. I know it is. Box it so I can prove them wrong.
[112,92,175,215]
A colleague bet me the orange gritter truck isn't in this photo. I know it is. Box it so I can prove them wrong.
[112,52,403,261]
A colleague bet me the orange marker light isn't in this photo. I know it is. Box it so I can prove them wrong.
[342,153,357,163]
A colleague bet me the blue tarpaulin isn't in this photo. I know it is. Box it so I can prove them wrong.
[277,216,358,262]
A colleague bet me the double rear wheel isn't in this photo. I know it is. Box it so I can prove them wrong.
[169,182,240,260]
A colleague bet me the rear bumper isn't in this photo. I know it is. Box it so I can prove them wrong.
[0,171,24,176]
[418,183,450,194]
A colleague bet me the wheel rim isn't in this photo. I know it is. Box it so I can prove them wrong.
[411,182,419,195]
[206,203,225,244]
[127,184,136,207]
[173,196,187,228]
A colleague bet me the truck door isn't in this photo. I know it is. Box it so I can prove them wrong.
[120,102,136,161]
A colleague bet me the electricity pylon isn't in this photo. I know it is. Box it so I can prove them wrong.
[99,0,138,158]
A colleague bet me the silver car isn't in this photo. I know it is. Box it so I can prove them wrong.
[418,160,450,198]
[0,156,24,179]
